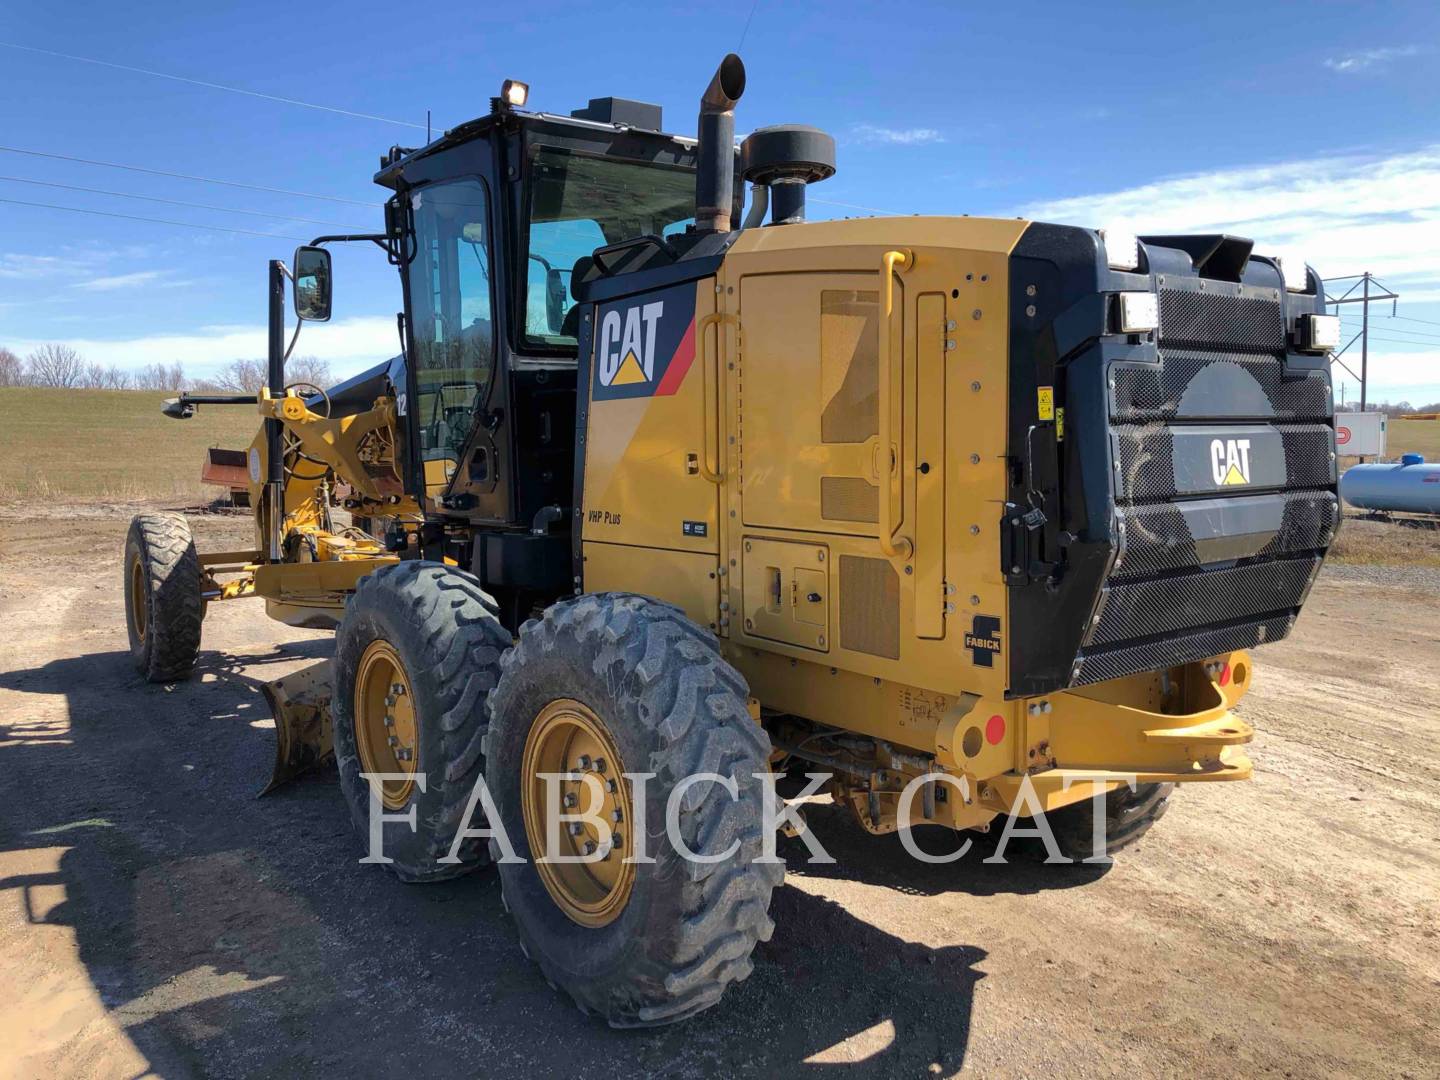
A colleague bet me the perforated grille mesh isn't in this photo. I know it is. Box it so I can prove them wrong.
[1259,492,1340,558]
[1158,288,1284,350]
[1073,614,1296,688]
[1113,490,1338,580]
[1111,351,1331,422]
[1090,555,1319,648]
[1062,279,1334,690]
[1114,423,1335,503]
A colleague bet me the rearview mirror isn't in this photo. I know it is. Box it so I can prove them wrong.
[546,268,568,333]
[292,246,332,322]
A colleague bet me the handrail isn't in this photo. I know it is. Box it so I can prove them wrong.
[695,311,736,484]
[878,250,913,559]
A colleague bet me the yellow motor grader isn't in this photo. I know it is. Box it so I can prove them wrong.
[125,55,1340,1025]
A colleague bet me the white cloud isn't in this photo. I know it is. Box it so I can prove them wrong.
[1017,144,1440,280]
[5,316,399,381]
[1324,45,1423,74]
[1017,144,1440,400]
[73,270,168,292]
[0,253,68,279]
[850,124,945,146]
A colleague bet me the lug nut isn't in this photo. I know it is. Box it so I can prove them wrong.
[387,734,399,747]
[391,683,406,696]
[606,779,618,793]
[383,714,395,727]
[583,841,596,856]
[396,748,413,762]
[612,832,623,849]
[563,792,578,808]
[611,808,623,823]
[568,822,583,836]
[593,757,606,774]
[576,755,592,771]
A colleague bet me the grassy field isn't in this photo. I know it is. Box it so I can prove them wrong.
[0,387,260,503]
[1386,418,1440,460]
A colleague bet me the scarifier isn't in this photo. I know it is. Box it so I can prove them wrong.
[125,55,1341,1025]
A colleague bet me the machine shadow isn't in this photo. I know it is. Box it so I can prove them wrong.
[0,641,1033,1074]
[779,799,1110,898]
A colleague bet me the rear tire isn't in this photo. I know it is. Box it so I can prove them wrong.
[485,593,783,1027]
[124,513,202,682]
[332,562,511,882]
[1045,781,1175,861]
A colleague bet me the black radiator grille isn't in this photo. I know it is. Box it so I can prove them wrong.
[1073,613,1296,688]
[1158,288,1284,350]
[1113,423,1336,503]
[1111,349,1331,422]
[1066,281,1333,690]
[1089,555,1319,648]
[1113,490,1338,580]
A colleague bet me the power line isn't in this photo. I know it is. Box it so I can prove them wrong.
[0,196,308,241]
[0,40,428,130]
[0,144,373,205]
[1337,316,1440,342]
[1343,331,1440,347]
[810,196,904,215]
[0,174,371,230]
[1382,313,1440,329]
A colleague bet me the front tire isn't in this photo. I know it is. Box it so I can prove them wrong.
[485,593,783,1027]
[332,562,511,882]
[124,512,202,682]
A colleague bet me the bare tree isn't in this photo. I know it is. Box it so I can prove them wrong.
[26,343,85,387]
[215,358,266,393]
[214,355,330,393]
[285,355,332,389]
[104,366,133,390]
[133,362,187,391]
[0,347,23,387]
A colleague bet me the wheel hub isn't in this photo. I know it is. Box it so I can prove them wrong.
[521,699,635,928]
[353,640,419,810]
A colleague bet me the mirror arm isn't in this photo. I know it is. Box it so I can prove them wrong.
[307,233,390,246]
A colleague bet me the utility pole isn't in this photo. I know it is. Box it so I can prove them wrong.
[1361,273,1368,411]
[1323,272,1400,411]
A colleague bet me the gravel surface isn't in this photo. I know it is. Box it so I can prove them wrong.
[2,510,1437,1078]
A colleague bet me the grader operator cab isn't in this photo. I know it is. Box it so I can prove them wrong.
[126,55,1340,1025]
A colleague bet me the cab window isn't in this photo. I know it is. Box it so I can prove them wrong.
[405,179,493,495]
[523,143,695,349]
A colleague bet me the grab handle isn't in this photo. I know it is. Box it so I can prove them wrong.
[878,250,913,560]
[694,311,735,484]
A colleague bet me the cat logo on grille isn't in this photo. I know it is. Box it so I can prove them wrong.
[1210,437,1253,487]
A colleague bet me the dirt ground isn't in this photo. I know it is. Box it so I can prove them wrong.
[1,507,1436,1079]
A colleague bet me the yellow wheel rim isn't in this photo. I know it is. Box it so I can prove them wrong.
[521,699,635,928]
[353,640,419,811]
[129,557,147,642]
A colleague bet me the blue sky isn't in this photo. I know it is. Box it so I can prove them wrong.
[2,1,1438,402]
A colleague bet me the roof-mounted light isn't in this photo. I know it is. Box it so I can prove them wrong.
[1101,227,1141,271]
[501,79,529,108]
[1275,252,1312,293]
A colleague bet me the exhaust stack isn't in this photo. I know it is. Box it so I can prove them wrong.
[695,54,746,233]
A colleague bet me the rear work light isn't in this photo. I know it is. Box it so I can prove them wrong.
[1117,291,1159,333]
[1296,312,1340,353]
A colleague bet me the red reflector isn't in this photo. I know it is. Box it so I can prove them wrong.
[1218,661,1231,687]
[985,714,1005,745]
